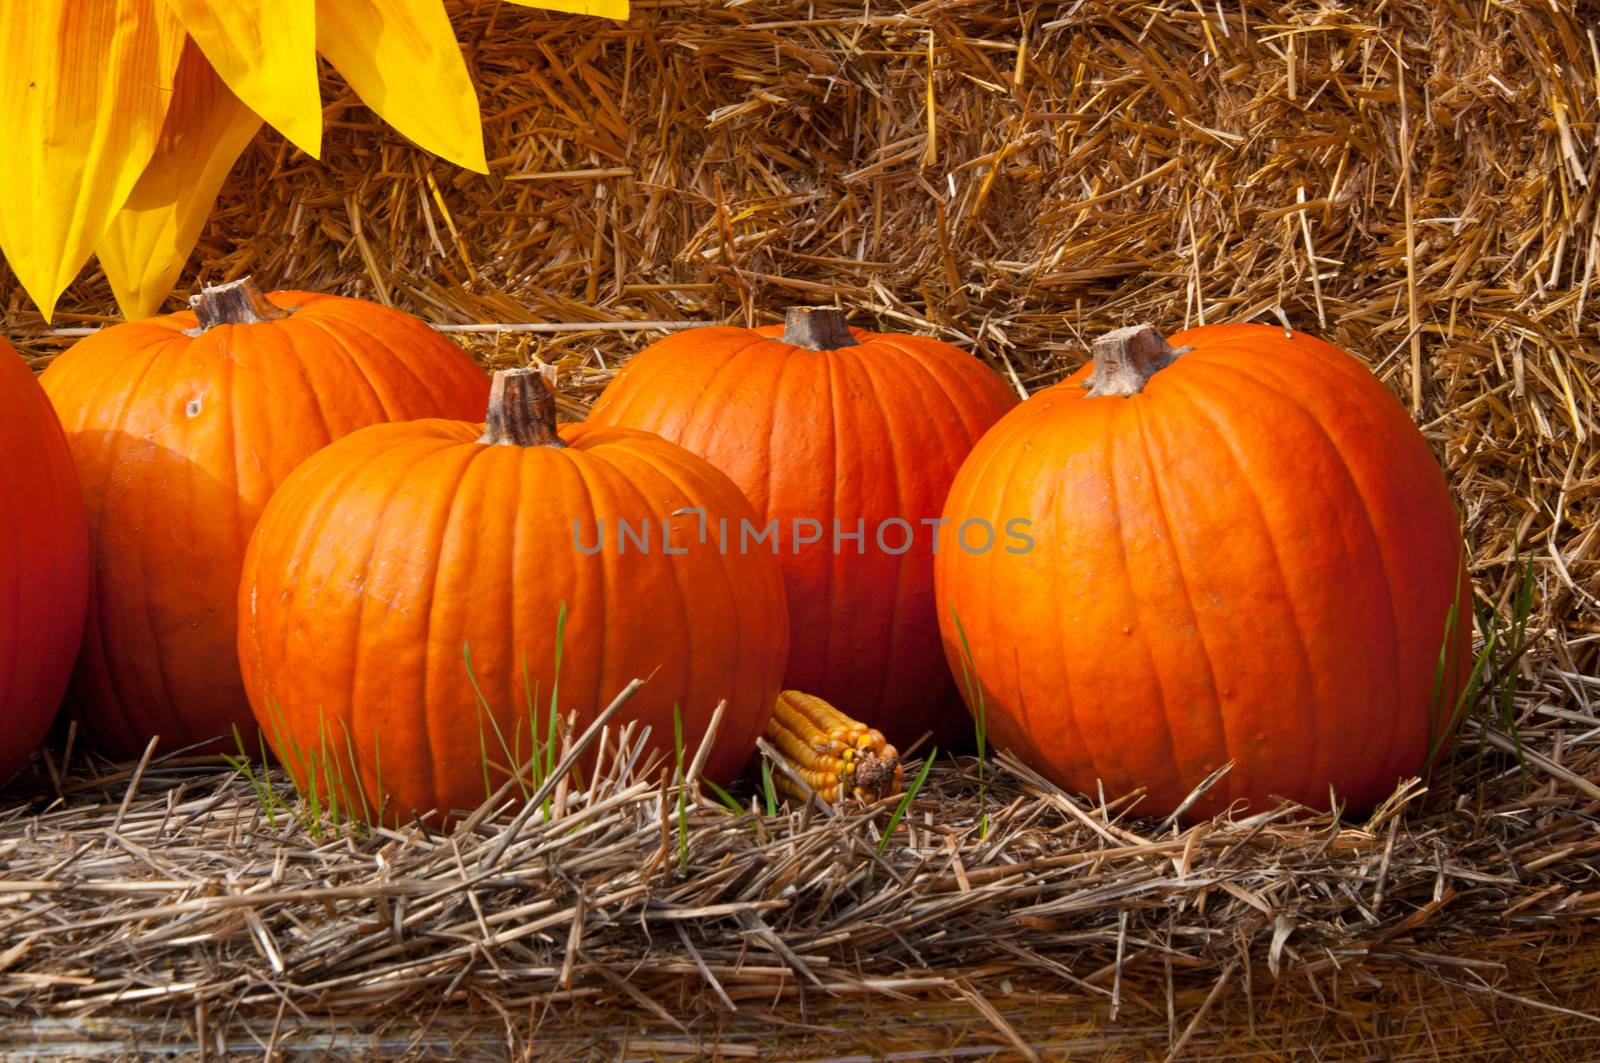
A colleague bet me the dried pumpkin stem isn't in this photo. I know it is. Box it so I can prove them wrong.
[1083,324,1191,398]
[479,367,566,448]
[189,276,291,329]
[782,307,859,351]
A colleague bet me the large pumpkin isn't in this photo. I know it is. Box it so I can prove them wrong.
[936,323,1469,819]
[238,368,790,824]
[587,308,1018,745]
[0,340,90,783]
[41,278,489,759]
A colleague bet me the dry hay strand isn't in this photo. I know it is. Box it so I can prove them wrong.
[2,0,1600,1053]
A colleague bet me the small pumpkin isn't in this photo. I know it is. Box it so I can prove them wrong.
[936,323,1469,819]
[238,368,790,825]
[588,307,1018,746]
[41,278,489,758]
[0,339,90,783]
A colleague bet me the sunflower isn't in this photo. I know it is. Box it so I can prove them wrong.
[0,0,627,321]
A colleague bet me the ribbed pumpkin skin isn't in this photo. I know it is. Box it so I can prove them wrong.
[0,341,90,782]
[40,291,489,758]
[238,418,789,824]
[936,324,1469,819]
[588,324,1018,745]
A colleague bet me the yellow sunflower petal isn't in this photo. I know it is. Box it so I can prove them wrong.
[505,0,629,17]
[0,0,185,321]
[96,42,263,320]
[315,0,487,173]
[165,0,320,158]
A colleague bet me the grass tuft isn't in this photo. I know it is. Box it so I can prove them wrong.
[1428,556,1538,782]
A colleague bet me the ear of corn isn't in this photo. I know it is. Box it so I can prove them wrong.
[766,690,904,806]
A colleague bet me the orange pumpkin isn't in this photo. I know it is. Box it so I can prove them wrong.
[936,323,1469,819]
[588,308,1018,746]
[0,339,90,783]
[41,278,489,759]
[238,368,790,824]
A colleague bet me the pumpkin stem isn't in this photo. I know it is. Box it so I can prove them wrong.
[1083,324,1191,398]
[782,307,859,351]
[479,367,566,448]
[188,276,292,329]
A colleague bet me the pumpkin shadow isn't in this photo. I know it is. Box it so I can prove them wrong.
[57,429,277,766]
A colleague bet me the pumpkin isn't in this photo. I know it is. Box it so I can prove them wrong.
[41,277,490,759]
[935,323,1469,819]
[0,339,90,783]
[587,307,1018,746]
[237,367,790,824]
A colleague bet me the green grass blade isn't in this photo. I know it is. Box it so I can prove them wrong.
[464,643,499,802]
[948,603,991,839]
[947,603,987,773]
[224,724,277,830]
[336,717,373,826]
[545,605,566,809]
[551,602,566,726]
[252,726,286,828]
[876,749,937,857]
[703,778,744,816]
[371,725,386,828]
[521,649,540,791]
[673,703,688,874]
[318,707,343,830]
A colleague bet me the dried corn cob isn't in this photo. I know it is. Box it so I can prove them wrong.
[766,690,904,806]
